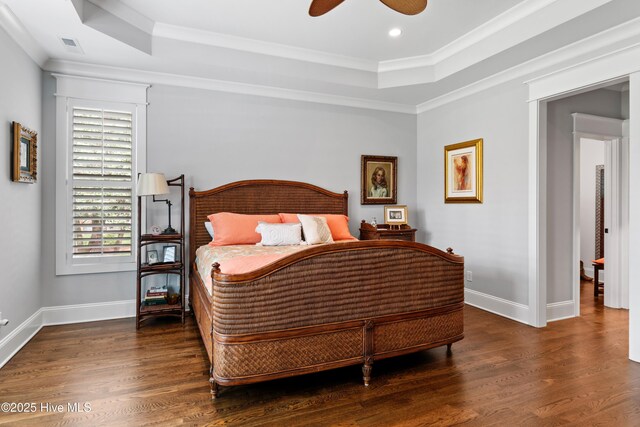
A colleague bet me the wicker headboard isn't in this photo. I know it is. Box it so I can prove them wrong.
[189,180,348,265]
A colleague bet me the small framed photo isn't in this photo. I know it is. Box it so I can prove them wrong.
[11,122,38,183]
[361,155,397,205]
[147,250,159,265]
[384,205,408,225]
[162,245,177,263]
[444,138,483,203]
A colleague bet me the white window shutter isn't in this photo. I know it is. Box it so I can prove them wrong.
[71,108,133,258]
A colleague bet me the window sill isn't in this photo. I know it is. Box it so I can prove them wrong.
[56,261,136,276]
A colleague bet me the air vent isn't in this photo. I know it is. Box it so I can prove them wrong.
[60,37,84,54]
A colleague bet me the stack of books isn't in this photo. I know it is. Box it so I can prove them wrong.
[144,286,168,306]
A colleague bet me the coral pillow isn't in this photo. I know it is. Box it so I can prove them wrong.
[207,213,281,246]
[278,213,356,241]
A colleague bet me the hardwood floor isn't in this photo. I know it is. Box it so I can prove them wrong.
[0,282,638,426]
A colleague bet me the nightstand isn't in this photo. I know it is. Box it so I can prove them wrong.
[359,220,416,242]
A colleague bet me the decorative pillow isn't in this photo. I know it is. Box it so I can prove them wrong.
[297,214,334,245]
[207,213,281,246]
[279,213,356,241]
[255,222,303,246]
[204,222,214,240]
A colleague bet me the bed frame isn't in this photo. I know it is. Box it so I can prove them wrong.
[189,180,464,398]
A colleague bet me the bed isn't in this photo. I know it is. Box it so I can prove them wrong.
[189,180,464,398]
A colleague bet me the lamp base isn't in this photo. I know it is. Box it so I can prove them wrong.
[162,226,177,235]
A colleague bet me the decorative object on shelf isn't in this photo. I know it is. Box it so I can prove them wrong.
[163,245,177,263]
[444,138,483,203]
[370,217,377,228]
[165,293,180,305]
[150,225,162,235]
[136,174,185,329]
[147,250,159,265]
[309,0,427,17]
[11,121,37,183]
[361,155,397,205]
[359,220,416,242]
[384,205,408,227]
[137,173,176,234]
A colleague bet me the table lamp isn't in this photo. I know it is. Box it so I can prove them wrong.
[137,173,176,234]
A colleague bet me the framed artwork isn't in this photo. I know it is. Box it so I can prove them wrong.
[147,250,159,265]
[361,155,397,205]
[444,138,483,203]
[11,122,37,183]
[384,205,408,225]
[163,245,177,263]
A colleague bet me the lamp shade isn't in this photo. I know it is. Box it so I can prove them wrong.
[136,173,170,196]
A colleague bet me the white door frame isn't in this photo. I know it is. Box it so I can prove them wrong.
[571,113,625,314]
[526,43,640,362]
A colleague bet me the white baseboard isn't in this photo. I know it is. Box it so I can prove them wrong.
[42,300,135,326]
[0,309,43,370]
[547,300,575,322]
[0,300,136,369]
[464,288,530,325]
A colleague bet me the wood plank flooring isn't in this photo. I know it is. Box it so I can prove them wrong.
[0,282,638,426]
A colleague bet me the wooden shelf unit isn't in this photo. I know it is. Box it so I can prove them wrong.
[136,175,186,329]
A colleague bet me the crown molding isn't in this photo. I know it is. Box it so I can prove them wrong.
[0,2,48,66]
[379,0,560,73]
[417,16,640,114]
[74,0,612,85]
[153,23,377,72]
[43,59,416,114]
[378,0,613,87]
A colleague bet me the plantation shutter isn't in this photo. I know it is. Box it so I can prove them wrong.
[71,107,133,258]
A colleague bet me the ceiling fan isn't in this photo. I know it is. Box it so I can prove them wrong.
[309,0,428,17]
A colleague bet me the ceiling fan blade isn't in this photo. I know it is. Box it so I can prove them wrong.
[309,0,345,16]
[379,0,428,15]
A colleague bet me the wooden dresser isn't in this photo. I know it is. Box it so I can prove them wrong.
[359,220,416,242]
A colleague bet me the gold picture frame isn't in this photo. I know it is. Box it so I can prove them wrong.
[12,122,38,183]
[384,205,408,225]
[444,138,483,203]
[361,155,398,205]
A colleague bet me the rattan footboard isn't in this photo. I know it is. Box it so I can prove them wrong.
[191,240,464,398]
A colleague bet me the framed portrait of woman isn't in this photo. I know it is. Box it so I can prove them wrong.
[444,138,483,203]
[361,155,397,205]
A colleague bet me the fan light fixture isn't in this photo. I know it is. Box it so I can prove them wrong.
[309,0,428,17]
[389,28,402,37]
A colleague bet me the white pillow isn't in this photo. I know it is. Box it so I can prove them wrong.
[255,222,303,246]
[297,214,334,245]
[204,221,214,240]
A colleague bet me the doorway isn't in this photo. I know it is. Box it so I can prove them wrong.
[544,86,628,322]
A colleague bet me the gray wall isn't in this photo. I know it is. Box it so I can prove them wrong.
[417,80,530,305]
[546,89,622,303]
[40,80,417,306]
[147,85,417,237]
[0,28,42,337]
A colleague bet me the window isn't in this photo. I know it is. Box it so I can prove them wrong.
[72,107,133,259]
[55,75,148,275]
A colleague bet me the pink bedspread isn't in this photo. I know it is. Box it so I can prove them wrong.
[195,244,307,294]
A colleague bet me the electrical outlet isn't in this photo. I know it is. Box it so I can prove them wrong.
[466,271,473,282]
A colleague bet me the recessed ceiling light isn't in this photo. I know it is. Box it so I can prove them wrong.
[389,28,402,37]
